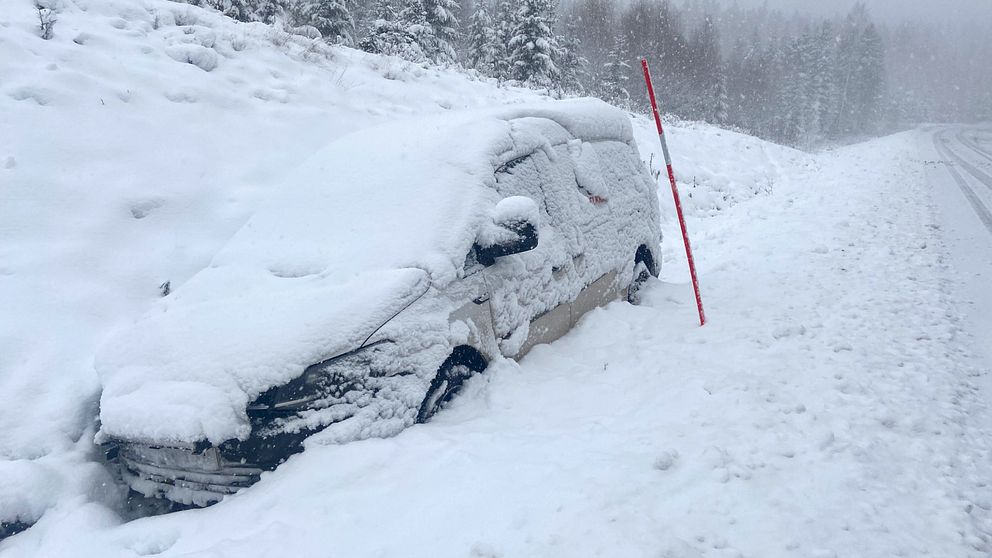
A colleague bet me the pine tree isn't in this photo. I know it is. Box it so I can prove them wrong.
[686,14,724,123]
[421,0,460,63]
[508,0,559,88]
[359,0,427,61]
[618,0,661,109]
[491,0,517,82]
[367,0,397,22]
[296,0,355,44]
[599,35,630,106]
[735,36,774,137]
[711,74,730,125]
[778,33,816,145]
[831,3,884,137]
[255,0,289,23]
[854,22,884,134]
[811,22,839,135]
[467,4,499,75]
[399,0,437,60]
[221,0,254,22]
[208,0,281,23]
[556,22,586,94]
[568,0,614,88]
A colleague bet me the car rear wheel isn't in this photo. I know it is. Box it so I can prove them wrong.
[417,350,486,423]
[627,260,652,304]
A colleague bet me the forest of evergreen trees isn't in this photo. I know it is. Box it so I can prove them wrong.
[178,0,992,148]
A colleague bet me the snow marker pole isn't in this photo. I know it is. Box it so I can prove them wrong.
[641,58,706,327]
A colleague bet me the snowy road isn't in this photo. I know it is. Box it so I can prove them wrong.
[919,125,992,556]
[923,126,992,365]
[930,127,992,235]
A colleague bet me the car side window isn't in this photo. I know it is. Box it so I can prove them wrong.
[494,152,551,216]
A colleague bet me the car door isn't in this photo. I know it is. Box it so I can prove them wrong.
[559,139,635,322]
[483,149,576,359]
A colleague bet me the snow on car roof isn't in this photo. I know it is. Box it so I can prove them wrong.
[96,98,634,445]
[209,98,632,287]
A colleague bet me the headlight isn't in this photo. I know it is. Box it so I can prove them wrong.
[248,340,395,413]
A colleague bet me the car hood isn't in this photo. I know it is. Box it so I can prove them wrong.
[96,266,429,445]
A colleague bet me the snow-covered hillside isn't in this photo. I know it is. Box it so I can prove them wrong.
[4,0,991,556]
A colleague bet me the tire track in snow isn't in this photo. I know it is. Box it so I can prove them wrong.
[956,129,992,165]
[932,130,992,236]
[939,129,992,190]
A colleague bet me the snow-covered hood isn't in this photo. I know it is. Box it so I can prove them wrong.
[96,267,429,445]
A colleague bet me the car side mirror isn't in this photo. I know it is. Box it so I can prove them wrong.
[474,197,540,266]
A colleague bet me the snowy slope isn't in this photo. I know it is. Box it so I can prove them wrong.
[5,0,992,556]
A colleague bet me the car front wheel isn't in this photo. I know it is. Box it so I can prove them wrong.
[416,350,486,423]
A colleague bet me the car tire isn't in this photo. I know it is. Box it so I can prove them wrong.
[627,260,653,305]
[416,351,486,423]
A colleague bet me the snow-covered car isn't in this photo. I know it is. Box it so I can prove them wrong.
[96,99,662,507]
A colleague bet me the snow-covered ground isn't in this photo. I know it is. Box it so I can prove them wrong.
[3,0,992,556]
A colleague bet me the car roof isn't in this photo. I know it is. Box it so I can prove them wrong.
[213,98,633,286]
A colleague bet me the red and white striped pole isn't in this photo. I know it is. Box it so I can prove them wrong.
[641,58,706,326]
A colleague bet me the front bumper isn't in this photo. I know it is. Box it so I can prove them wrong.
[117,443,264,507]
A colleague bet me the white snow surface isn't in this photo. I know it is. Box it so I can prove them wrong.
[3,0,992,555]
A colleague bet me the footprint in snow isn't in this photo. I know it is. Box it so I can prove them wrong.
[164,88,198,103]
[130,199,163,219]
[470,543,502,558]
[653,450,680,471]
[8,87,53,106]
[772,324,807,339]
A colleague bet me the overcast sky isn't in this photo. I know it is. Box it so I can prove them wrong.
[711,0,992,23]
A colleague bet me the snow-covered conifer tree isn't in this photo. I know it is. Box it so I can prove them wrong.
[467,4,499,75]
[254,0,289,23]
[398,0,437,60]
[599,35,630,106]
[421,0,460,63]
[556,24,586,94]
[296,0,355,44]
[359,0,427,61]
[508,0,559,88]
[221,0,254,22]
[491,1,516,82]
[711,74,730,125]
